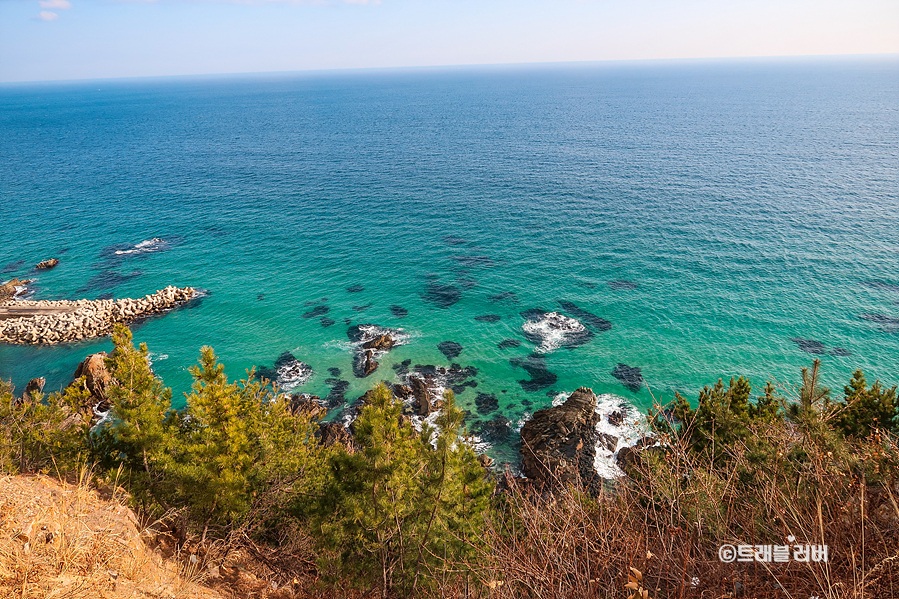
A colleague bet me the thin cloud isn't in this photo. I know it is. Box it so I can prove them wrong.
[35,9,59,20]
[39,0,72,8]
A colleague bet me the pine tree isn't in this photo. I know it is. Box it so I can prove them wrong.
[836,369,898,438]
[313,384,492,597]
[93,325,172,505]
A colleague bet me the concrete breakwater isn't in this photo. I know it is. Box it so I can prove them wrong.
[0,286,195,345]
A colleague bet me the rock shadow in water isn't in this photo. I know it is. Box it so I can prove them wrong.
[352,303,373,312]
[320,317,335,327]
[437,341,463,360]
[475,392,499,415]
[451,255,494,267]
[1,260,25,274]
[325,379,350,407]
[608,280,638,290]
[558,301,612,332]
[302,305,329,318]
[498,339,521,349]
[510,354,558,392]
[346,284,365,293]
[790,338,827,354]
[473,415,512,442]
[421,282,461,308]
[76,270,143,295]
[861,281,899,293]
[392,359,412,376]
[475,314,501,323]
[443,235,468,246]
[859,314,899,333]
[328,367,341,377]
[488,291,518,304]
[611,363,643,392]
[390,305,408,318]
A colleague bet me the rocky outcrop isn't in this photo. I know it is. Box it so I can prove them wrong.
[22,377,46,400]
[410,376,432,416]
[73,352,114,409]
[0,286,195,345]
[354,349,379,378]
[0,278,32,302]
[288,393,326,420]
[320,422,356,451]
[35,258,60,270]
[362,334,394,351]
[519,387,600,488]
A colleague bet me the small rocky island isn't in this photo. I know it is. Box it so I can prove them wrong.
[0,286,196,345]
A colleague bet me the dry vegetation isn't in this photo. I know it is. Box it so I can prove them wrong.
[0,471,222,598]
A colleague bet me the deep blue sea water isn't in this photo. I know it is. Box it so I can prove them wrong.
[2,57,898,461]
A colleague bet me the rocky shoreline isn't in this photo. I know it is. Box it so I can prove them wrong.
[0,286,196,345]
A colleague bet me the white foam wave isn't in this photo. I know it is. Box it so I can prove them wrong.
[276,359,313,392]
[522,312,586,353]
[114,238,169,255]
[592,393,653,479]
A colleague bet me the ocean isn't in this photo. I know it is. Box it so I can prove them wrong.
[2,56,898,463]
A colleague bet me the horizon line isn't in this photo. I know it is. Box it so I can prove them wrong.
[2,52,898,86]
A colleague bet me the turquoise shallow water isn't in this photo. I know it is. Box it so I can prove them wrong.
[2,57,899,460]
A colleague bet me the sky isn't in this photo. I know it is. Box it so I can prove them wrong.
[0,0,897,83]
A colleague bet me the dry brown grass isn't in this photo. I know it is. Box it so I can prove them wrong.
[472,427,899,599]
[0,470,222,599]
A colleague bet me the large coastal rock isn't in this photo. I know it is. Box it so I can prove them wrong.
[73,352,114,409]
[519,387,600,488]
[21,377,46,401]
[0,286,195,345]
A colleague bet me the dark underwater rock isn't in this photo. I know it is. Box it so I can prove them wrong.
[861,280,899,293]
[475,392,499,415]
[497,339,522,349]
[422,282,462,308]
[328,367,341,377]
[352,303,373,312]
[474,314,501,322]
[510,354,557,391]
[437,341,463,359]
[520,308,547,320]
[390,305,408,318]
[829,347,852,357]
[325,379,349,407]
[608,280,638,290]
[558,301,612,332]
[392,359,412,376]
[475,415,512,442]
[519,387,601,489]
[860,313,899,326]
[443,235,468,246]
[320,317,335,327]
[304,297,328,306]
[257,293,265,301]
[346,284,365,293]
[1,260,25,274]
[76,270,143,294]
[611,363,643,392]
[451,255,494,267]
[488,291,518,304]
[790,338,826,354]
[302,305,329,318]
